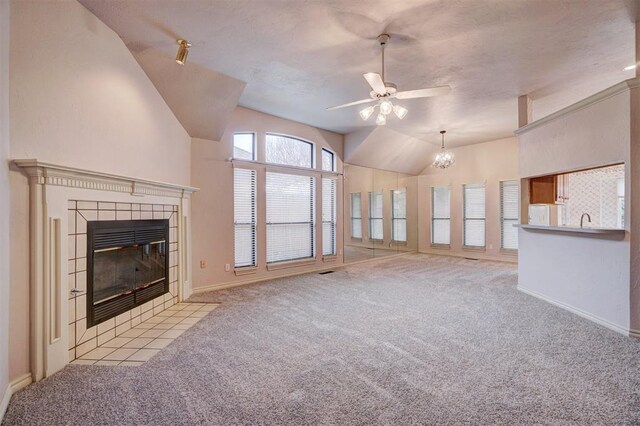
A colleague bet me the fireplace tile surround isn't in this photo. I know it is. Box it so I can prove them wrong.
[14,159,198,381]
[68,201,180,361]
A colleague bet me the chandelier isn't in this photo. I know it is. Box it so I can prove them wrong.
[360,100,408,126]
[432,130,455,169]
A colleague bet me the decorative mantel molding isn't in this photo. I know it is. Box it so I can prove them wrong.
[13,159,198,198]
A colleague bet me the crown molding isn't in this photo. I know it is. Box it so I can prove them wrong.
[515,78,640,135]
[13,159,198,199]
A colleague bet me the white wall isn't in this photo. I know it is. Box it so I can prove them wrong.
[417,137,519,262]
[191,106,344,291]
[8,0,191,383]
[0,0,11,419]
[517,86,631,334]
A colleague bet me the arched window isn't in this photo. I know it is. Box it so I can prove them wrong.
[265,134,313,168]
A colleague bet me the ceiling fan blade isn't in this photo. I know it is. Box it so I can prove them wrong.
[395,86,451,99]
[326,98,376,111]
[363,72,386,94]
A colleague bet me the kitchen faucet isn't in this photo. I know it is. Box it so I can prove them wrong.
[580,213,591,228]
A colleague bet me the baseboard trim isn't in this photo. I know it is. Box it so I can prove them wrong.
[0,373,33,422]
[192,252,416,295]
[0,382,11,423]
[192,263,343,294]
[419,249,517,264]
[10,374,32,393]
[518,286,630,337]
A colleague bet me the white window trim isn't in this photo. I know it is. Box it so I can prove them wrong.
[391,188,407,244]
[463,183,486,250]
[265,132,315,169]
[500,179,520,254]
[232,132,257,161]
[431,185,451,248]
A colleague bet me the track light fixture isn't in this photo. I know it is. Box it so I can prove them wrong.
[175,39,191,65]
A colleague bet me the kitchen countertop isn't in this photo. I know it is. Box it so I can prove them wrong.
[515,224,626,235]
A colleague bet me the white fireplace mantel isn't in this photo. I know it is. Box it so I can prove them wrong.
[13,159,198,198]
[13,159,198,382]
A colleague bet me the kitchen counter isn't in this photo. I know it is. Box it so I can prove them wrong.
[515,224,626,235]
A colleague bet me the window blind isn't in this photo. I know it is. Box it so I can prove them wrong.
[350,193,362,239]
[233,168,257,267]
[391,189,407,242]
[266,172,315,263]
[322,177,337,255]
[431,186,450,245]
[463,183,486,247]
[369,191,384,241]
[500,180,519,250]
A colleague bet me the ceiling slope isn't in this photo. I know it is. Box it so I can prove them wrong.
[345,127,436,175]
[127,43,246,141]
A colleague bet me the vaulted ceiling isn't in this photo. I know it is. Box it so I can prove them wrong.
[80,0,636,166]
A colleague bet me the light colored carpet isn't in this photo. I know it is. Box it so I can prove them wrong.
[3,254,640,425]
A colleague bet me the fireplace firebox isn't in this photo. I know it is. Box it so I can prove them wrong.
[87,220,170,327]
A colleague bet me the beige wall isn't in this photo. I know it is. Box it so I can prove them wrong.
[8,0,191,382]
[417,137,519,262]
[1,0,10,414]
[343,164,419,252]
[191,106,344,291]
[517,85,632,333]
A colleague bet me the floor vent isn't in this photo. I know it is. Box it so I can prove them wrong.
[464,257,479,261]
[319,270,335,275]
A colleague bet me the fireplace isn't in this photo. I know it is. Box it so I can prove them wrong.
[87,220,170,327]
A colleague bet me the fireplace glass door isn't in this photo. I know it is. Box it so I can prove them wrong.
[93,242,166,305]
[87,219,170,327]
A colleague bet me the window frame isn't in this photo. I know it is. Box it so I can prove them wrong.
[391,188,407,244]
[232,132,257,162]
[350,192,362,241]
[500,180,519,253]
[368,191,384,242]
[265,132,315,169]
[321,148,336,172]
[233,167,258,269]
[463,183,486,249]
[265,171,316,265]
[431,186,451,247]
[322,177,337,257]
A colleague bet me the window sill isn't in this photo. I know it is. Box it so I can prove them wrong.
[350,237,363,242]
[500,248,518,256]
[463,245,486,252]
[266,257,316,271]
[430,244,451,250]
[322,255,337,263]
[391,240,407,246]
[234,266,258,276]
[370,239,384,244]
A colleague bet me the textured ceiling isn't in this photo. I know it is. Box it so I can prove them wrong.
[80,0,636,151]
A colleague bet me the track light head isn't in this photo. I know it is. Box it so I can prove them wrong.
[175,39,191,65]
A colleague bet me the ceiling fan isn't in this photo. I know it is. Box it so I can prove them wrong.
[327,34,451,125]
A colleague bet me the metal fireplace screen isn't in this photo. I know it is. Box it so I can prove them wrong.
[87,220,169,327]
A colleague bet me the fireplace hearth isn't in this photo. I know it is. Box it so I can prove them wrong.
[87,220,170,327]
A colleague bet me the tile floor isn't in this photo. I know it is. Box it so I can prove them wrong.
[71,302,219,367]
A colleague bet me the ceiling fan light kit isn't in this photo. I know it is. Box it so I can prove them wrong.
[327,34,451,127]
[432,130,455,169]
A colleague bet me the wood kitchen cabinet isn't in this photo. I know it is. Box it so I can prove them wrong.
[529,174,568,204]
